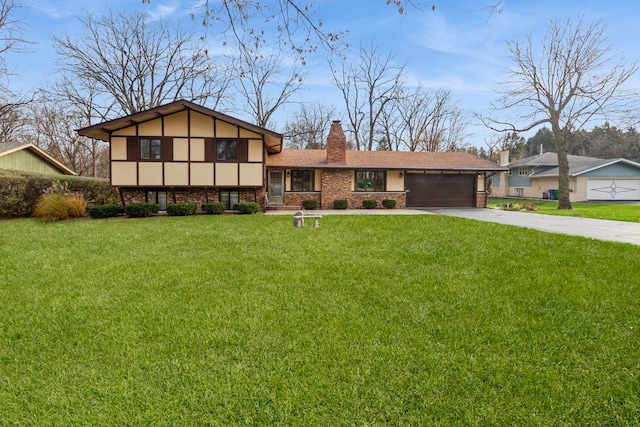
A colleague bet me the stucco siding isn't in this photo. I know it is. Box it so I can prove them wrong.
[190,138,205,161]
[111,137,127,160]
[190,112,214,137]
[111,162,137,186]
[173,138,189,161]
[139,162,163,186]
[190,163,214,185]
[164,111,189,136]
[248,139,263,162]
[216,163,238,185]
[164,162,189,186]
[138,118,162,136]
[239,163,263,186]
[215,121,237,138]
[386,171,404,191]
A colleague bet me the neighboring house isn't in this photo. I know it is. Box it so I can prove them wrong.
[492,151,640,202]
[77,100,506,210]
[0,142,76,176]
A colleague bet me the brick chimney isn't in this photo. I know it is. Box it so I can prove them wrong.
[326,120,346,164]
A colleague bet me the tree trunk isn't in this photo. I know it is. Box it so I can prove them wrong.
[554,130,573,210]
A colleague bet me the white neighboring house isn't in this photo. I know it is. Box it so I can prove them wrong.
[491,151,640,202]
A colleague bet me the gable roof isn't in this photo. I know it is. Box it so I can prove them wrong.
[267,149,508,172]
[76,99,284,153]
[0,142,77,175]
[507,152,640,177]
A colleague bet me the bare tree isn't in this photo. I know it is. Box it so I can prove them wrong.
[480,17,638,209]
[282,102,337,149]
[233,48,304,128]
[142,1,430,64]
[379,87,469,152]
[52,10,233,118]
[332,43,405,150]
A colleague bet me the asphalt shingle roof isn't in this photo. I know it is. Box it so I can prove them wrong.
[267,149,507,171]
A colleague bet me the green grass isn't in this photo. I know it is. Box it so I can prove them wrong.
[1,215,639,425]
[489,197,640,222]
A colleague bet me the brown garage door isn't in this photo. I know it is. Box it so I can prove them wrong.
[406,173,475,207]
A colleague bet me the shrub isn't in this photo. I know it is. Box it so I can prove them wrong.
[201,202,226,215]
[333,199,348,209]
[166,202,198,216]
[125,203,159,218]
[233,202,260,214]
[363,199,377,209]
[0,172,118,218]
[33,194,69,221]
[64,193,88,217]
[32,193,88,222]
[382,199,397,209]
[301,199,317,210]
[88,204,125,219]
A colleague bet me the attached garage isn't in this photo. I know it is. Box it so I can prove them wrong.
[587,179,640,201]
[406,173,476,207]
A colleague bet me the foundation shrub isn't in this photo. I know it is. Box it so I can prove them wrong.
[125,203,159,218]
[333,199,348,209]
[88,204,125,219]
[301,200,318,210]
[363,199,377,209]
[382,199,397,209]
[202,202,226,215]
[233,202,260,214]
[166,202,198,216]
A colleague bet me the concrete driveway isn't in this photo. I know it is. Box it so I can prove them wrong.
[429,208,640,246]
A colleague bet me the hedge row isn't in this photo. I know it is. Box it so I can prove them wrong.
[0,172,119,218]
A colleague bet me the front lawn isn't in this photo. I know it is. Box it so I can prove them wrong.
[489,197,640,222]
[1,215,639,425]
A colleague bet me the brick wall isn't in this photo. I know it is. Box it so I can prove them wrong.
[325,121,346,164]
[284,192,321,208]
[349,192,406,209]
[476,191,487,208]
[321,169,351,208]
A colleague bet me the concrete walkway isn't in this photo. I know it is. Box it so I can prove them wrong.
[266,207,640,246]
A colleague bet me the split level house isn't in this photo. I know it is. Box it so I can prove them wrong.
[77,100,507,210]
[492,151,640,202]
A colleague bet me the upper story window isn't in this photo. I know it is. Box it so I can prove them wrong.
[140,138,162,160]
[217,140,237,161]
[355,170,385,192]
[291,170,314,192]
[518,167,529,176]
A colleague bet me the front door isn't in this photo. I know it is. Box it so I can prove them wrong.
[268,170,284,204]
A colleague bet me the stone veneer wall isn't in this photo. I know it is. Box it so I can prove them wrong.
[119,187,261,209]
[320,170,351,209]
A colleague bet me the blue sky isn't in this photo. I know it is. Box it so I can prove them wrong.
[7,0,640,148]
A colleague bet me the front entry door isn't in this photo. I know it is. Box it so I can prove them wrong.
[268,170,284,204]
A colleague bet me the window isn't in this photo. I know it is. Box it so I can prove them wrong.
[518,167,529,176]
[355,171,385,192]
[147,190,168,210]
[217,140,237,161]
[141,138,162,160]
[291,170,314,192]
[220,190,239,210]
